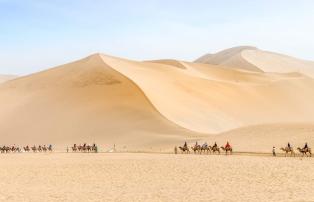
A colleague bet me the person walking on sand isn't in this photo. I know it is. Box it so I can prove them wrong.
[174,146,178,154]
[272,146,276,156]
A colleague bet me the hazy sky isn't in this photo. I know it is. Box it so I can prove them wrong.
[1,0,314,75]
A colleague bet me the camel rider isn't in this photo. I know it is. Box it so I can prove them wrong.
[287,142,291,149]
[184,141,187,148]
[303,143,308,151]
[213,142,217,148]
[203,142,208,147]
[225,141,231,149]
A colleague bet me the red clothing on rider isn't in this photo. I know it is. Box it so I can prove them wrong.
[225,142,231,149]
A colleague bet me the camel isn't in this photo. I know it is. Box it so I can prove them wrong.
[48,145,52,152]
[200,145,211,154]
[87,145,92,152]
[221,146,232,155]
[211,146,220,154]
[42,145,47,152]
[24,146,30,152]
[297,147,312,157]
[178,146,190,154]
[0,146,10,153]
[280,147,295,157]
[72,144,78,152]
[91,144,98,153]
[31,146,37,152]
[191,145,201,154]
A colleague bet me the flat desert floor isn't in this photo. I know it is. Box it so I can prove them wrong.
[0,153,313,202]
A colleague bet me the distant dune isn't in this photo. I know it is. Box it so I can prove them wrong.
[0,48,314,152]
[196,46,314,78]
[195,46,262,72]
[0,74,16,83]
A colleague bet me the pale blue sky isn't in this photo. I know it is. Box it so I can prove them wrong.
[1,0,314,75]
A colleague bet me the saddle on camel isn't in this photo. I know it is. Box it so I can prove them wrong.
[221,141,232,155]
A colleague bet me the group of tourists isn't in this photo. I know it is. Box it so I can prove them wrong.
[68,143,98,153]
[0,144,53,153]
[175,141,233,155]
[273,142,312,157]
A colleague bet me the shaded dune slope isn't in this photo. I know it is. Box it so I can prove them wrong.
[195,46,263,72]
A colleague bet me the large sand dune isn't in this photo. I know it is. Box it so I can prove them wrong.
[103,55,314,134]
[0,49,314,152]
[0,74,16,83]
[0,54,198,150]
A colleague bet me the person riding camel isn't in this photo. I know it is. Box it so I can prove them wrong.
[183,141,187,149]
[203,142,208,147]
[213,142,217,148]
[195,141,198,146]
[303,142,308,151]
[225,141,231,149]
[287,142,291,149]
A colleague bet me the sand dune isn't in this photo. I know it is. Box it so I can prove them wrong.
[196,46,314,78]
[242,49,314,78]
[0,74,16,83]
[103,55,314,134]
[0,54,198,150]
[0,49,314,152]
[195,46,263,72]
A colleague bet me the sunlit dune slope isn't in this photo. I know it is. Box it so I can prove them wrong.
[102,55,314,134]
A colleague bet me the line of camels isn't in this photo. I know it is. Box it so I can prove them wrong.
[178,143,232,155]
[70,143,98,153]
[0,145,53,153]
[177,142,312,157]
[280,146,312,157]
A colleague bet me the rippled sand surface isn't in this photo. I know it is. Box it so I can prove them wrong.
[0,153,313,201]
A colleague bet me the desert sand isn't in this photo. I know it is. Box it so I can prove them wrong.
[0,74,16,83]
[0,47,314,153]
[0,153,313,202]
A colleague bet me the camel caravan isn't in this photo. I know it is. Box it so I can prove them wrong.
[177,141,233,155]
[0,145,53,153]
[279,142,311,157]
[177,141,312,157]
[70,143,98,153]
